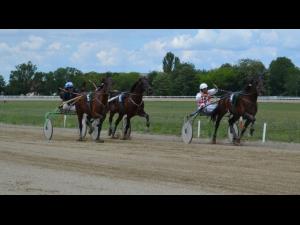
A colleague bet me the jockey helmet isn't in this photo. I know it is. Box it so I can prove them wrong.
[199,83,208,90]
[65,81,74,89]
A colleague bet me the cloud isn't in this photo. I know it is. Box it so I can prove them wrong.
[168,29,254,50]
[48,42,62,51]
[259,30,279,45]
[19,35,45,50]
[143,40,167,57]
[96,48,119,66]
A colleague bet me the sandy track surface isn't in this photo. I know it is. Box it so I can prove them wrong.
[0,123,299,195]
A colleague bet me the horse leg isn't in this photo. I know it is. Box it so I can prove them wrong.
[121,116,131,140]
[138,111,150,132]
[77,113,84,141]
[85,115,94,134]
[108,112,115,136]
[228,115,240,144]
[112,114,123,138]
[240,119,251,139]
[95,115,105,143]
[250,121,256,136]
[212,110,227,144]
[243,112,256,136]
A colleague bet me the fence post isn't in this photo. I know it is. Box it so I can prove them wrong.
[262,122,267,143]
[64,115,67,128]
[198,120,201,138]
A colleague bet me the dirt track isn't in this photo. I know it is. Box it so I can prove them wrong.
[0,123,300,194]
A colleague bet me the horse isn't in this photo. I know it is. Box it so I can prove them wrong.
[210,76,264,145]
[75,76,113,142]
[108,76,152,140]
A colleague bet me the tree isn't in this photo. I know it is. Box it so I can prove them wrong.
[235,59,266,89]
[8,61,37,95]
[269,57,296,95]
[53,67,83,90]
[284,67,300,96]
[152,73,171,96]
[198,65,239,92]
[147,71,159,87]
[162,52,180,73]
[112,72,140,91]
[0,75,6,94]
[170,63,198,96]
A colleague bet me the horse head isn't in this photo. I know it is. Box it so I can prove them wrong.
[244,74,265,96]
[137,77,153,95]
[97,76,113,94]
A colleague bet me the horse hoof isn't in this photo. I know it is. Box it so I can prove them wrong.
[88,129,94,135]
[120,135,126,140]
[233,140,241,146]
[77,138,83,142]
[212,140,216,144]
[95,139,104,143]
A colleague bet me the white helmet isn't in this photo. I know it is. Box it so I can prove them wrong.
[199,83,208,90]
[65,81,74,88]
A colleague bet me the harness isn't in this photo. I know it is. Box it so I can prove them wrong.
[230,93,240,108]
[129,96,144,107]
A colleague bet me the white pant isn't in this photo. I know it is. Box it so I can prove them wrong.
[62,103,76,112]
[199,104,217,114]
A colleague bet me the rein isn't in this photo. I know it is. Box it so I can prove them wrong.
[92,91,108,108]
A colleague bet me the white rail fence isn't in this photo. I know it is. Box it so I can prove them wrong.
[1,95,300,102]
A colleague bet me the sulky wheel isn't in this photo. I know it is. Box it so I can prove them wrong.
[182,120,193,144]
[43,118,53,140]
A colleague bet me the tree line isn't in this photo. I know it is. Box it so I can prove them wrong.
[0,52,300,96]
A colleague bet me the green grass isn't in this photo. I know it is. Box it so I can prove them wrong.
[1,100,300,143]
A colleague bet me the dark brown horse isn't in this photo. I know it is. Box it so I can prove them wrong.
[75,76,112,142]
[211,76,264,145]
[108,77,152,139]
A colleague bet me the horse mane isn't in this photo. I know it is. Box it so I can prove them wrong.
[242,78,257,94]
[130,78,141,93]
[80,81,87,92]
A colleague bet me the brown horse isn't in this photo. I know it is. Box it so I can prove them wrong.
[108,77,152,140]
[211,76,264,145]
[75,76,113,142]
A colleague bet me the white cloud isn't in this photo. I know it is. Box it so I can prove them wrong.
[170,34,193,49]
[143,40,166,57]
[96,48,119,66]
[168,29,254,50]
[216,29,253,49]
[259,30,279,45]
[70,42,99,63]
[19,35,45,50]
[48,42,62,51]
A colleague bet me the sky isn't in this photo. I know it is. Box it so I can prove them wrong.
[1,29,300,82]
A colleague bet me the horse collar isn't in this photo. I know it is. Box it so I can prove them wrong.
[129,96,143,107]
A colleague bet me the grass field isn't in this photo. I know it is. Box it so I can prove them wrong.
[0,100,300,143]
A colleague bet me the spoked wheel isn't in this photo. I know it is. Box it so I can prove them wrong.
[182,119,193,144]
[227,123,239,143]
[122,115,131,139]
[43,118,53,140]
